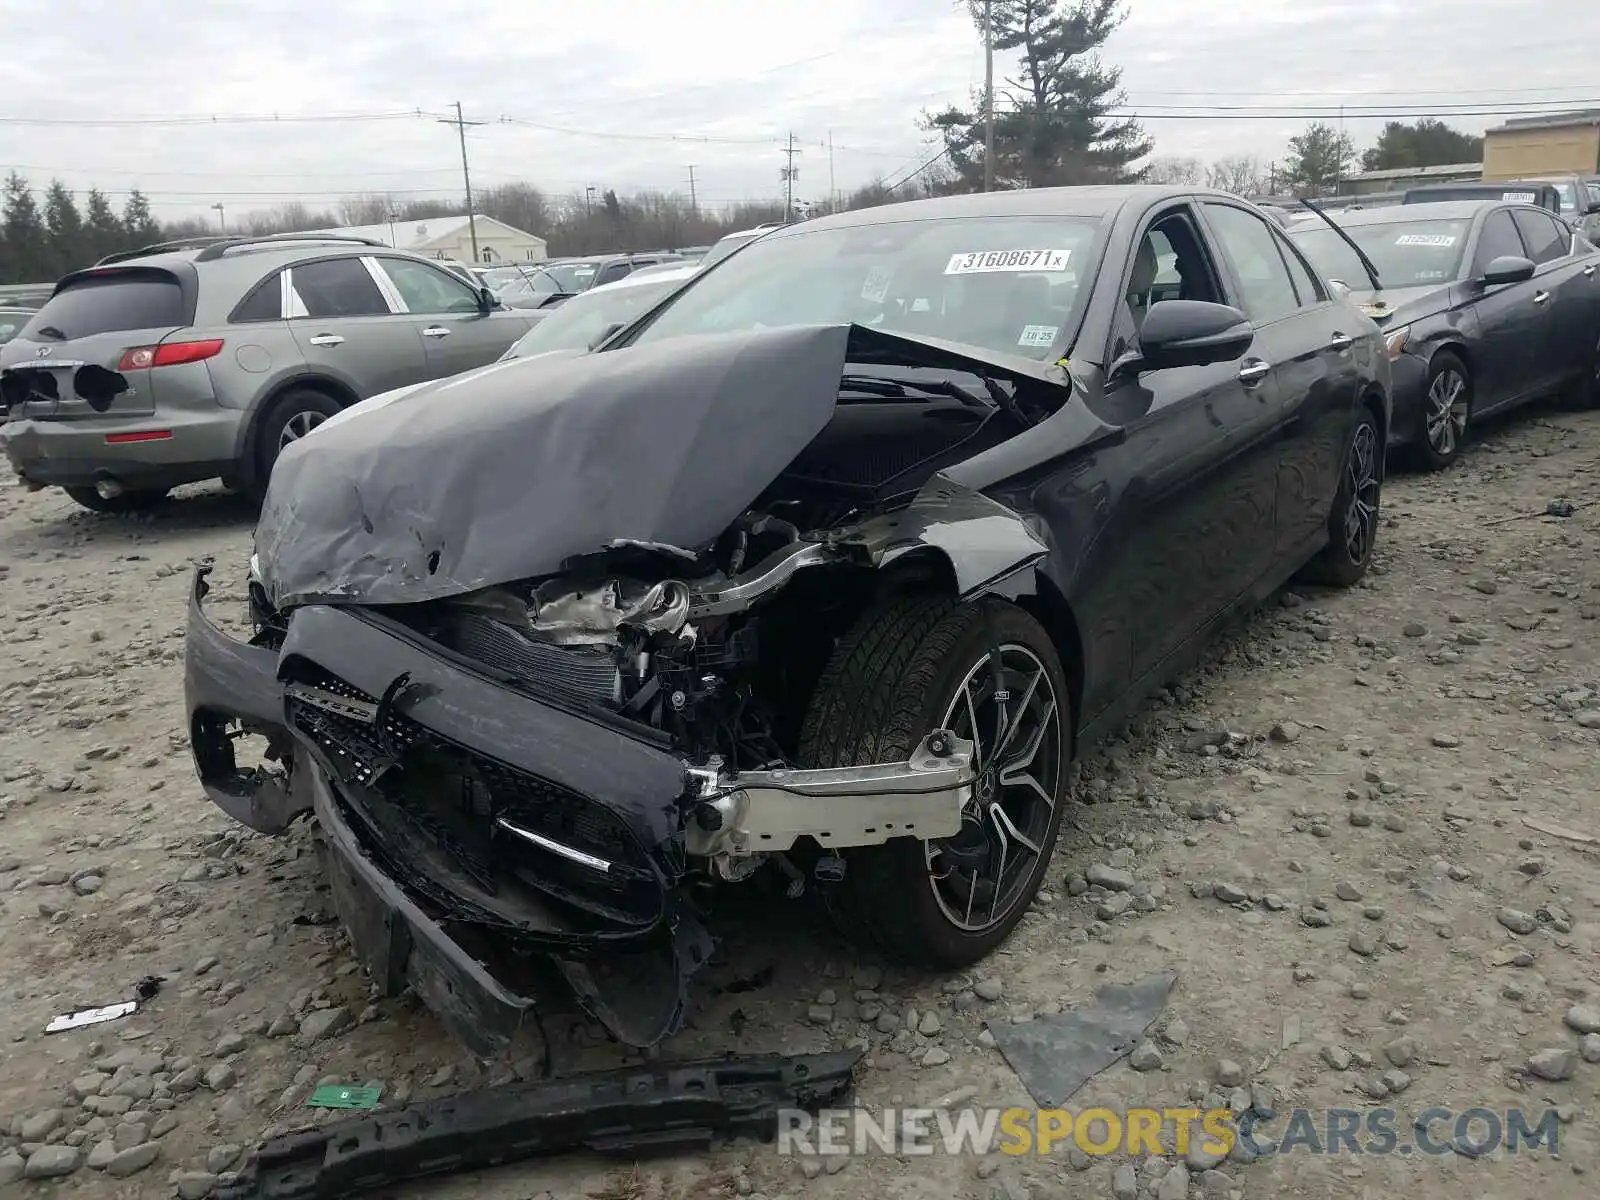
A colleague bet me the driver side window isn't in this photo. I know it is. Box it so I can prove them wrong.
[379,257,482,314]
[1110,209,1222,361]
[1471,210,1523,276]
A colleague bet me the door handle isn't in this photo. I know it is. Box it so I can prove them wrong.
[1237,359,1271,385]
[1583,264,1596,277]
[421,326,452,338]
[306,334,344,347]
[1328,332,1353,350]
[1533,291,1551,305]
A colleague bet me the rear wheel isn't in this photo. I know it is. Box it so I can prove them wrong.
[63,485,168,514]
[1411,351,1471,470]
[1298,408,1383,588]
[798,595,1070,967]
[250,388,344,500]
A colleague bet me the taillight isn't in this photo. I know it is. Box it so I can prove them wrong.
[117,339,224,371]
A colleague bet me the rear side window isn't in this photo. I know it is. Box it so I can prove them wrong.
[20,269,187,339]
[231,273,283,322]
[289,258,389,318]
[1512,209,1568,264]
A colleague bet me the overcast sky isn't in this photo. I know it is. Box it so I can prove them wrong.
[3,0,1595,223]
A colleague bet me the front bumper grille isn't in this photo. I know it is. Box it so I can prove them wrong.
[284,664,667,933]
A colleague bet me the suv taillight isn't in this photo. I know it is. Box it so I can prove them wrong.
[118,339,224,371]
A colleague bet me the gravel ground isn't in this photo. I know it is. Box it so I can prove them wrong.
[3,404,1599,1200]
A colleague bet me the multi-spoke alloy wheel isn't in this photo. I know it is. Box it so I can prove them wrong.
[925,644,1064,933]
[1424,365,1468,458]
[798,595,1072,967]
[1343,420,1381,567]
[278,409,327,449]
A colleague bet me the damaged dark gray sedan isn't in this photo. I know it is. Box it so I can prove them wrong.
[184,185,1392,1058]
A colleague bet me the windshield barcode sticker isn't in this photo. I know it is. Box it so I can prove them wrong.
[1502,192,1536,202]
[1394,234,1456,247]
[945,249,1072,274]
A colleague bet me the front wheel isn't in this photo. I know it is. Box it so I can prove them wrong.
[797,595,1070,967]
[1411,351,1471,470]
[63,485,168,514]
[1298,408,1383,588]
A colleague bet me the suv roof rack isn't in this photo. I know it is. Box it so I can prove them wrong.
[93,231,388,268]
[94,235,235,266]
[193,232,389,262]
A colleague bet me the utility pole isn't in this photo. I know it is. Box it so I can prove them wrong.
[438,101,485,263]
[780,133,801,222]
[983,0,995,192]
[827,131,836,212]
[687,165,698,216]
[211,202,226,234]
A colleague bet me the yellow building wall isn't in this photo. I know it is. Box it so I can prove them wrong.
[1483,126,1600,179]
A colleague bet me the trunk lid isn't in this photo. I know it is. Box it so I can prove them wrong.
[0,266,194,419]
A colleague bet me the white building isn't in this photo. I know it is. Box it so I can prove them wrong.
[306,214,549,263]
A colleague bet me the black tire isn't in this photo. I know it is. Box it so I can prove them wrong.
[1298,407,1383,588]
[797,594,1071,968]
[1562,335,1600,411]
[251,388,344,498]
[1410,351,1471,471]
[63,485,168,514]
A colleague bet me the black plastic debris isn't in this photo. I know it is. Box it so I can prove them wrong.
[986,971,1177,1107]
[45,975,166,1034]
[214,1049,862,1200]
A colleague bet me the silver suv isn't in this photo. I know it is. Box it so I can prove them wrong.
[0,232,538,512]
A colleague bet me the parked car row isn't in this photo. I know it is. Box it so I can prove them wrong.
[1286,197,1600,467]
[186,184,1397,1056]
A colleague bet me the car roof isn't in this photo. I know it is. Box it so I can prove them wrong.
[590,263,698,290]
[1291,200,1497,227]
[759,185,1245,239]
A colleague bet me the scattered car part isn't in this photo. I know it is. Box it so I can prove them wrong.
[987,971,1177,1107]
[214,1049,862,1200]
[44,975,162,1033]
[305,1085,382,1110]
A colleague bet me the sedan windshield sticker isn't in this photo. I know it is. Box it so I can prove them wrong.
[1017,324,1058,348]
[860,267,892,303]
[945,249,1072,274]
[1394,233,1456,247]
[1502,191,1536,202]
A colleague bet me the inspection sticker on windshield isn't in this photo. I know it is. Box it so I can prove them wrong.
[1395,233,1456,247]
[945,249,1072,274]
[860,267,892,303]
[1017,324,1058,348]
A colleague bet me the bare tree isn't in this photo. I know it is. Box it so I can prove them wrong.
[1143,155,1205,185]
[1207,155,1262,195]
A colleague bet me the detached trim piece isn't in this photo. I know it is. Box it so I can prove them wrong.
[214,1050,862,1200]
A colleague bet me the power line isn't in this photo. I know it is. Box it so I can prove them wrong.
[0,109,440,127]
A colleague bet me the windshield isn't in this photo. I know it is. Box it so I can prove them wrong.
[1291,219,1470,290]
[505,277,683,358]
[630,215,1105,361]
[543,261,601,292]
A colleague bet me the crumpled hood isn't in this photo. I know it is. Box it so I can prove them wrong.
[256,324,861,610]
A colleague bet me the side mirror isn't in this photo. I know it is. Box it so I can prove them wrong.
[1479,255,1535,286]
[1129,300,1254,374]
[478,285,498,311]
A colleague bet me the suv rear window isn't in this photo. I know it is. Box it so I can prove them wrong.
[19,269,188,339]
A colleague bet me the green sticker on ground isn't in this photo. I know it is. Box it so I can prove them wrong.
[306,1084,382,1110]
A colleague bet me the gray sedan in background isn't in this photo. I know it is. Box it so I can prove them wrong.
[1289,200,1600,468]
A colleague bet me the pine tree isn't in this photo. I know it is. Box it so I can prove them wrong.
[121,189,162,248]
[925,0,1151,189]
[43,180,85,277]
[2,172,49,281]
[83,188,125,264]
